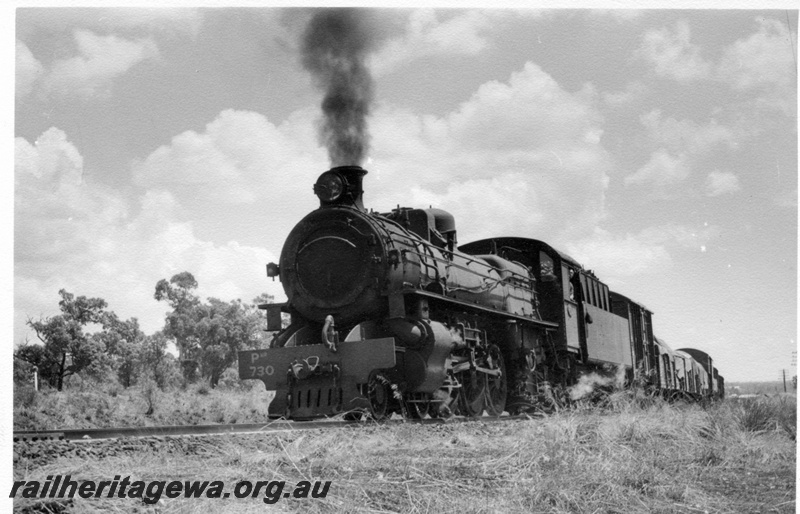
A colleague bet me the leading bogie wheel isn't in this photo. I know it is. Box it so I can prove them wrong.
[459,369,486,417]
[367,371,390,421]
[485,344,507,416]
[405,393,431,419]
[405,392,431,419]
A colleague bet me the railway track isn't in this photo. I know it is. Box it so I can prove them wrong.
[14,414,536,442]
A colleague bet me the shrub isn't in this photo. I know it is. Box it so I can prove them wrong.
[139,377,160,416]
[774,397,797,440]
[14,385,37,410]
[217,367,241,389]
[195,380,211,396]
[733,397,774,432]
[727,396,796,439]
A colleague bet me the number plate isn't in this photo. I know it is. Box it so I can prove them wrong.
[238,338,396,390]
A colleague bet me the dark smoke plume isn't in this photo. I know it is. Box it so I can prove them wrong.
[301,9,375,167]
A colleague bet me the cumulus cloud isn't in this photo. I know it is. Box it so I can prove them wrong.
[16,40,43,98]
[84,8,204,36]
[17,8,204,39]
[15,128,83,185]
[132,108,328,234]
[566,223,720,278]
[369,10,494,76]
[566,228,672,277]
[133,111,270,204]
[409,173,546,239]
[704,171,741,197]
[15,128,280,346]
[602,81,646,107]
[17,8,204,98]
[133,62,612,246]
[717,17,796,114]
[638,21,711,82]
[38,30,159,99]
[640,110,737,154]
[625,149,689,187]
[444,63,603,153]
[364,62,611,242]
[638,17,796,116]
[718,18,795,91]
[625,112,740,189]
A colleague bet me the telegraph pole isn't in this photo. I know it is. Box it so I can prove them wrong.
[783,369,787,393]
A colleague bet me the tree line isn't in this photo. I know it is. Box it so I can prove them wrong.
[14,272,272,391]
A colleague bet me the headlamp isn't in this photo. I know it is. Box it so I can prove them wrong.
[314,171,345,203]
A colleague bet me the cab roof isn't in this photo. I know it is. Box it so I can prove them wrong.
[460,237,583,269]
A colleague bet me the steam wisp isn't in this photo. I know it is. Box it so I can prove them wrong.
[302,9,375,167]
[569,366,627,401]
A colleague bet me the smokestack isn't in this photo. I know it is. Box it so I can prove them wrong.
[301,9,375,167]
[313,165,368,211]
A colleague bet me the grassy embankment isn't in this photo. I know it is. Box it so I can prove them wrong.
[12,389,796,514]
[13,381,276,430]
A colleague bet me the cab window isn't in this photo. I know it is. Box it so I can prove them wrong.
[579,274,587,303]
[563,265,576,302]
[539,251,554,279]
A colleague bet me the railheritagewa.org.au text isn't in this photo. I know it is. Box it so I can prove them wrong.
[10,475,331,504]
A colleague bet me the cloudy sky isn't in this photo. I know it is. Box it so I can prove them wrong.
[12,7,797,382]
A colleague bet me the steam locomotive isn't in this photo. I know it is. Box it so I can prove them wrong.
[238,166,724,420]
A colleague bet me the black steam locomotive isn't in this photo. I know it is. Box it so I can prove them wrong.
[238,166,724,420]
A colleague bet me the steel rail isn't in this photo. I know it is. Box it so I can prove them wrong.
[13,414,537,443]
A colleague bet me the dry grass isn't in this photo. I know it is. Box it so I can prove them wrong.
[14,381,275,430]
[13,394,796,513]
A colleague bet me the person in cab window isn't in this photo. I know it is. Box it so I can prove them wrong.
[568,269,575,301]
